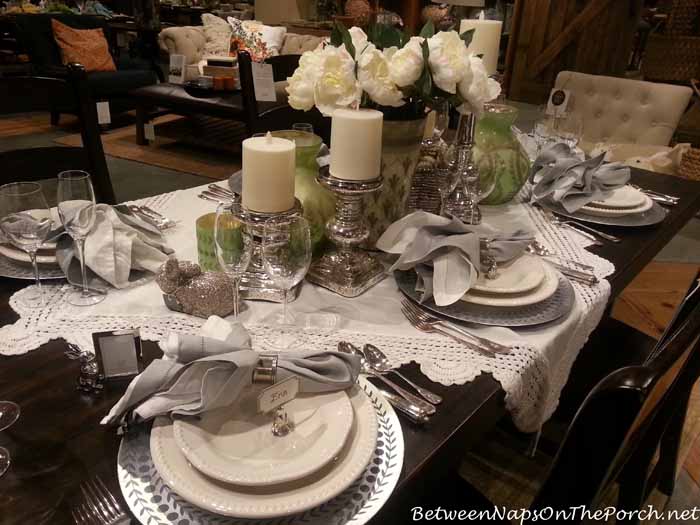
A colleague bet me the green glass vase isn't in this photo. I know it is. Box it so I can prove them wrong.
[474,104,531,205]
[270,130,336,252]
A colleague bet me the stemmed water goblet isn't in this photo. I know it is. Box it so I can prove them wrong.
[292,123,314,134]
[0,182,53,307]
[56,170,104,306]
[0,400,20,477]
[262,215,311,349]
[214,202,253,319]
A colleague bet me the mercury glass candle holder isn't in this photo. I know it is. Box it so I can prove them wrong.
[306,168,385,297]
[443,112,483,225]
[232,200,304,303]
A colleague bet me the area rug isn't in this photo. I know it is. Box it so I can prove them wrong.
[53,115,242,181]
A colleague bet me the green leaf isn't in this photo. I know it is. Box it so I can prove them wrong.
[336,21,356,58]
[382,26,402,48]
[460,28,475,47]
[419,20,435,39]
[331,23,343,47]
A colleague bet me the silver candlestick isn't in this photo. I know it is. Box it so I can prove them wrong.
[443,112,482,225]
[233,200,304,303]
[306,168,385,297]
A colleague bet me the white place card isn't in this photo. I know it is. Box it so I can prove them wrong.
[252,62,276,102]
[169,54,186,84]
[96,101,111,125]
[546,88,570,117]
[257,376,299,414]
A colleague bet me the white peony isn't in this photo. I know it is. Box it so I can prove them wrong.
[427,31,469,94]
[286,49,323,111]
[457,54,501,116]
[357,44,405,107]
[387,36,424,88]
[348,26,369,59]
[313,45,362,116]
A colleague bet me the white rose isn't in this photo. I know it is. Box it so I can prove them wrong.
[427,31,469,94]
[358,43,405,107]
[286,49,323,111]
[388,36,424,88]
[313,46,362,116]
[348,26,369,59]
[457,55,501,116]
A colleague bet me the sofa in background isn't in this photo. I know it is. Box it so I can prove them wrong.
[11,13,160,124]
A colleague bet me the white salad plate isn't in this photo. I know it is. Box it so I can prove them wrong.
[150,385,379,519]
[580,194,653,217]
[0,244,57,264]
[587,185,647,209]
[471,254,545,295]
[461,262,559,307]
[173,389,354,486]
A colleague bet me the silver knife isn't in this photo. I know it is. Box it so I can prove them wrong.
[376,387,432,424]
[549,261,599,285]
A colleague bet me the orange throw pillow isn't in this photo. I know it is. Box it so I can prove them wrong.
[51,19,116,72]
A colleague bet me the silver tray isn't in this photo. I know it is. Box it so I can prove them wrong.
[540,199,668,227]
[395,270,575,327]
[0,255,65,280]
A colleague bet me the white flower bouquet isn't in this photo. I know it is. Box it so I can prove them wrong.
[286,20,501,117]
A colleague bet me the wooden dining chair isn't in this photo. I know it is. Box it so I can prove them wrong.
[237,51,331,143]
[0,63,116,204]
[409,275,700,525]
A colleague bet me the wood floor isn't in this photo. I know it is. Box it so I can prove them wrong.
[612,261,700,491]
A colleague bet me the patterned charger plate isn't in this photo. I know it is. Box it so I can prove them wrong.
[395,269,575,327]
[540,198,667,227]
[118,377,404,525]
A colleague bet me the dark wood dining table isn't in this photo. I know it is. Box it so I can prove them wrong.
[0,169,698,525]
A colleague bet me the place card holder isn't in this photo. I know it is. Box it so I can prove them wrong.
[92,329,143,382]
[252,354,296,437]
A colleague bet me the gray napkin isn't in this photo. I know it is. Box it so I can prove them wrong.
[56,204,173,289]
[529,143,631,213]
[101,324,361,426]
[377,211,533,306]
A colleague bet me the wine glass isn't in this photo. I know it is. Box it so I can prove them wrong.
[533,115,557,154]
[214,202,253,319]
[0,400,20,477]
[556,113,584,149]
[262,215,311,349]
[0,182,53,307]
[56,171,104,307]
[292,123,314,134]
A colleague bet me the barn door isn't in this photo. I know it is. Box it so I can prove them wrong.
[504,0,643,104]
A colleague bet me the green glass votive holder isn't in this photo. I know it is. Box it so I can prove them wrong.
[196,212,218,271]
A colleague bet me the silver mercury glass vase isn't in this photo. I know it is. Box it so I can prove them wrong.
[443,112,482,225]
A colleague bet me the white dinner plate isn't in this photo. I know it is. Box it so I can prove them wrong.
[461,263,559,307]
[0,244,57,264]
[173,389,354,486]
[471,254,545,295]
[151,385,378,519]
[580,194,653,217]
[587,185,647,209]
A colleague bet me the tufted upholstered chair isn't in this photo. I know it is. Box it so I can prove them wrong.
[554,71,693,152]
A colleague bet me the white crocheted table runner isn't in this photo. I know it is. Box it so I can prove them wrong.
[1,186,614,432]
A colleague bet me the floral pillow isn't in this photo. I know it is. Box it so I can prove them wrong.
[202,13,232,57]
[227,17,269,62]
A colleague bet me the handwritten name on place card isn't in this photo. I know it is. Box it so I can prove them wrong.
[257,376,300,414]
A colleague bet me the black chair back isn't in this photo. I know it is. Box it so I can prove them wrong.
[0,64,116,204]
[531,272,700,521]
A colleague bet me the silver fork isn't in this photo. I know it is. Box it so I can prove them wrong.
[401,299,510,354]
[72,476,128,525]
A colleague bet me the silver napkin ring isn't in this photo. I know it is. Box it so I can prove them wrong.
[252,354,278,385]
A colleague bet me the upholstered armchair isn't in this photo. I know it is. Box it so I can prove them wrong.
[553,71,693,164]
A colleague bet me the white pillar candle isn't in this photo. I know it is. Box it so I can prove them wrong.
[460,12,503,76]
[330,108,383,181]
[242,132,296,213]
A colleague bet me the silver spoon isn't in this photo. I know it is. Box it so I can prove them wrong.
[362,344,443,405]
[338,342,436,416]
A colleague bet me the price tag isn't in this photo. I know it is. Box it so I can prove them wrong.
[169,54,186,84]
[257,376,299,414]
[96,101,111,125]
[144,123,156,141]
[252,62,276,102]
[546,88,570,117]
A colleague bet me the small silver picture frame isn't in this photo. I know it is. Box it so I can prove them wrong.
[92,329,143,381]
